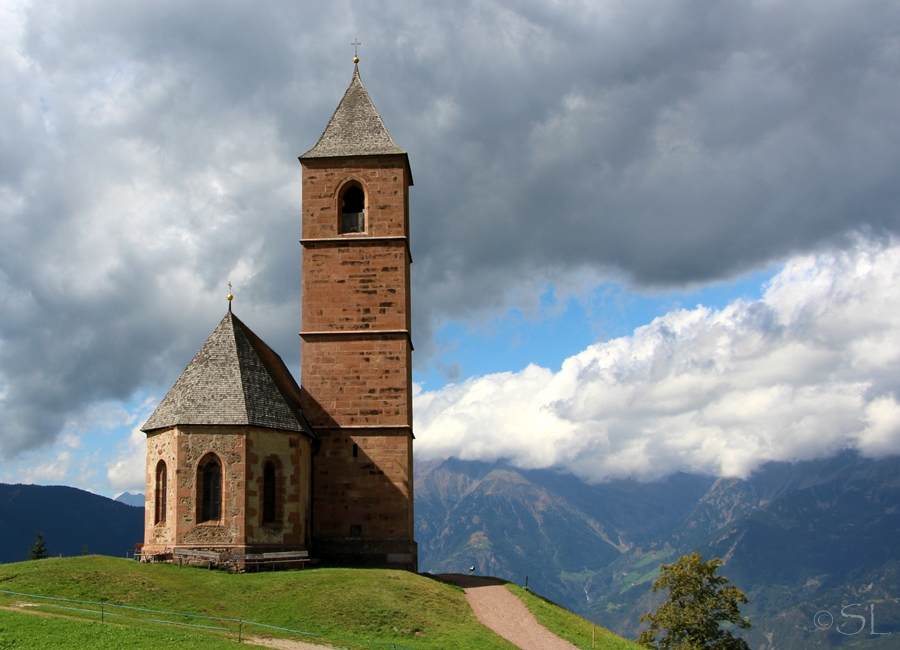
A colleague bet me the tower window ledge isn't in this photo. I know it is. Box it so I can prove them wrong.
[299,236,407,244]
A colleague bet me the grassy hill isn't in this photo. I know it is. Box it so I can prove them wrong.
[0,556,638,649]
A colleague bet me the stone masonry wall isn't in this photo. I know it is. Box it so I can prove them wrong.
[175,427,247,549]
[144,426,313,556]
[245,429,311,549]
[143,429,177,553]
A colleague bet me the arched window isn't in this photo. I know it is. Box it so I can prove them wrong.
[341,185,365,233]
[263,462,277,524]
[199,458,222,523]
[155,461,167,524]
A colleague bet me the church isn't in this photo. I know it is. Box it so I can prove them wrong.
[140,59,417,571]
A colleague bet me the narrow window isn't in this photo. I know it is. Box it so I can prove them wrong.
[352,443,359,458]
[201,460,222,522]
[341,185,365,233]
[263,462,276,524]
[155,461,167,524]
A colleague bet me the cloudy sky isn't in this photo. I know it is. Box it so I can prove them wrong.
[1,0,899,496]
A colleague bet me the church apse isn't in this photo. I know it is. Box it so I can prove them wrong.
[141,311,316,559]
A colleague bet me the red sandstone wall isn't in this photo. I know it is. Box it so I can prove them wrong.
[300,336,410,428]
[302,240,409,333]
[312,429,412,539]
[300,154,416,565]
[301,158,410,239]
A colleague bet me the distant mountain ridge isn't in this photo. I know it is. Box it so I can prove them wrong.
[415,457,714,608]
[0,484,144,563]
[415,453,900,649]
[5,455,899,649]
[115,491,146,507]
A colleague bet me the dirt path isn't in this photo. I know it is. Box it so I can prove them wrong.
[244,635,339,649]
[438,575,580,650]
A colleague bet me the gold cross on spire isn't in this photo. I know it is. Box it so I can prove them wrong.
[352,38,361,64]
[227,281,233,311]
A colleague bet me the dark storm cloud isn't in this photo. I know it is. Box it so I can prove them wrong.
[1,0,899,455]
[389,1,900,296]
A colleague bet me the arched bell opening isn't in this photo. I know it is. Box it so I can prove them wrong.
[339,183,366,234]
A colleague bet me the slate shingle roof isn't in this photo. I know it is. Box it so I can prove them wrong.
[300,65,405,159]
[141,311,313,436]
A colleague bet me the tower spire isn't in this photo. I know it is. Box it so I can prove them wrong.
[299,61,406,160]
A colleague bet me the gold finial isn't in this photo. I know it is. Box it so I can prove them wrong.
[227,281,233,311]
[352,38,361,64]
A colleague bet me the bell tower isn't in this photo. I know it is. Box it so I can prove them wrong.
[299,61,416,570]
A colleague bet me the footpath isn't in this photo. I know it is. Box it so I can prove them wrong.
[437,575,580,650]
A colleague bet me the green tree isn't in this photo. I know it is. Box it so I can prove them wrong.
[638,552,750,650]
[28,532,49,560]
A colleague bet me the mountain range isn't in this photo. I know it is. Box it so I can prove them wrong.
[3,451,899,648]
[415,452,900,649]
[114,491,146,507]
[0,484,144,563]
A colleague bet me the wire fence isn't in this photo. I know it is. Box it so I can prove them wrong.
[0,588,417,649]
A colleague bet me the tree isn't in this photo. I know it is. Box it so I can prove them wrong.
[28,532,49,561]
[638,552,750,650]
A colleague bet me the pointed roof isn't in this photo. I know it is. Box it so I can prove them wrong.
[142,311,314,437]
[300,65,406,159]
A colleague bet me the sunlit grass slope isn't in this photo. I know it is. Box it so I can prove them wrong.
[0,609,242,650]
[0,556,637,649]
[506,584,642,650]
[0,556,511,649]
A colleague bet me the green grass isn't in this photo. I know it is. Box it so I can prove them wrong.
[0,556,519,649]
[617,570,660,595]
[0,557,638,649]
[632,566,661,586]
[631,549,674,569]
[0,609,241,650]
[506,584,642,650]
[560,568,601,582]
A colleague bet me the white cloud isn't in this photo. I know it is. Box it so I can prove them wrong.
[414,239,900,481]
[857,396,900,457]
[26,450,72,483]
[60,433,81,448]
[106,422,148,492]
